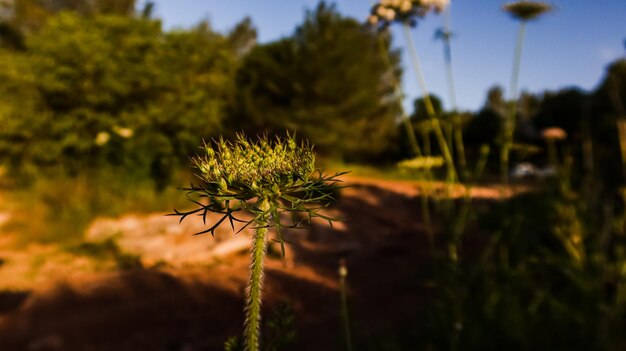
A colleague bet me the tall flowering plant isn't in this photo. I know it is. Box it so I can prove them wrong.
[171,134,345,351]
[368,0,458,184]
[500,1,553,186]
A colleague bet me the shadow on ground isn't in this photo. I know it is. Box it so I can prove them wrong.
[0,181,442,350]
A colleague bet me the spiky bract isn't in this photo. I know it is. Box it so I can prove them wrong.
[171,133,345,241]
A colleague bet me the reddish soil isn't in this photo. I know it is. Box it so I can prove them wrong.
[0,177,511,351]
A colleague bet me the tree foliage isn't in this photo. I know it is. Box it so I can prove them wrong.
[0,11,242,183]
[234,2,402,161]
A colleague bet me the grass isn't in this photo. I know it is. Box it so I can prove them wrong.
[67,237,143,270]
[321,159,443,182]
[4,169,192,246]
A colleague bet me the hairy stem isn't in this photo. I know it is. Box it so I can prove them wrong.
[244,199,271,351]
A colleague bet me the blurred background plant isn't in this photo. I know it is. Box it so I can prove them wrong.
[499,0,553,186]
[0,0,626,350]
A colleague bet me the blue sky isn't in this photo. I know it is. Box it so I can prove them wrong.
[139,0,626,112]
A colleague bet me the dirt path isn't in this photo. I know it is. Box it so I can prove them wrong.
[0,176,519,350]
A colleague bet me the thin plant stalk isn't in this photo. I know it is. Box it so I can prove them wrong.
[371,24,435,244]
[616,120,626,180]
[402,21,458,184]
[546,139,558,169]
[422,193,434,247]
[422,129,432,156]
[244,199,271,351]
[402,21,454,248]
[441,7,458,112]
[501,21,527,186]
[403,114,422,157]
[338,259,353,351]
[373,28,422,158]
[451,145,491,259]
[173,135,345,350]
[453,114,466,178]
[440,5,467,176]
[446,146,490,351]
[367,0,423,160]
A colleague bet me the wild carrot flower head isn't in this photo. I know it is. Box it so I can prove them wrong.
[368,0,449,28]
[193,134,315,196]
[421,0,449,12]
[503,1,553,21]
[171,134,345,238]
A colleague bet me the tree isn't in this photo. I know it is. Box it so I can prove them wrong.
[590,59,626,188]
[234,2,402,160]
[464,109,501,146]
[464,86,506,147]
[593,59,626,121]
[486,85,507,117]
[228,16,257,57]
[0,12,239,183]
[410,94,443,120]
[0,0,137,49]
[533,88,587,139]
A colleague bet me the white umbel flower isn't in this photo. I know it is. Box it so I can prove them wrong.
[95,132,110,146]
[421,0,449,12]
[113,126,134,139]
[382,7,396,20]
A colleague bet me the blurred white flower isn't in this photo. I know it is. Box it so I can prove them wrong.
[113,126,134,139]
[369,0,448,25]
[400,0,413,12]
[421,0,449,12]
[376,5,388,17]
[382,7,396,20]
[541,127,567,141]
[95,132,110,146]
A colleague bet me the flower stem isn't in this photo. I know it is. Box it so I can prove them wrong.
[442,7,458,112]
[243,199,271,351]
[441,6,467,177]
[501,21,527,187]
[339,260,353,351]
[371,24,434,243]
[373,27,422,158]
[403,113,423,158]
[402,22,458,184]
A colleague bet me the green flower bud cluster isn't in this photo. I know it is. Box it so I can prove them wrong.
[193,134,315,196]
